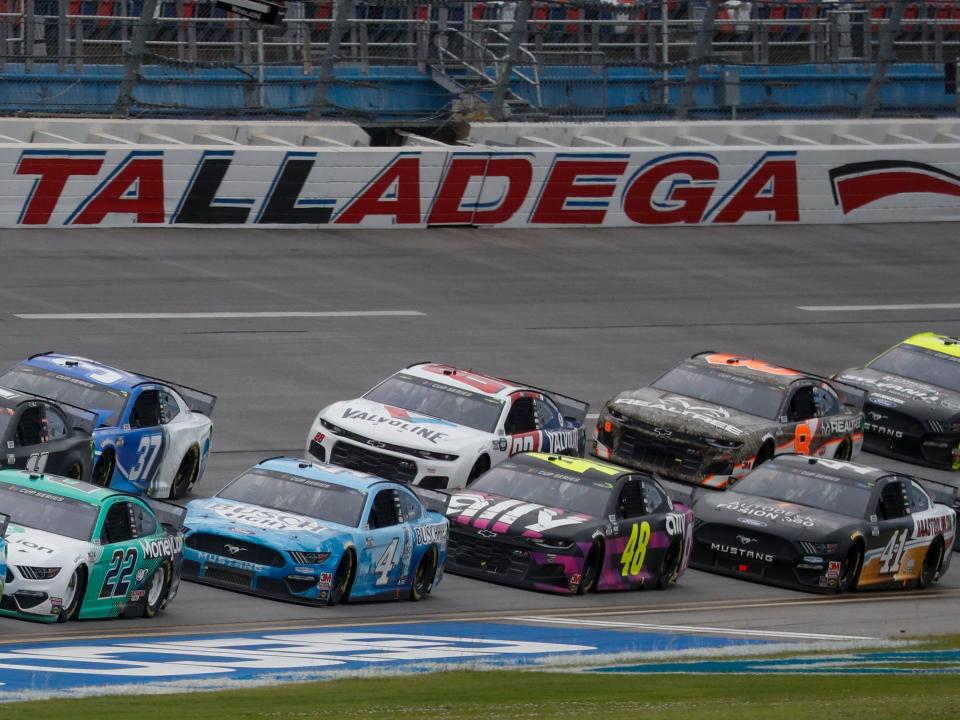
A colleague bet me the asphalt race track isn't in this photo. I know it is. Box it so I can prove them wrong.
[1,222,959,643]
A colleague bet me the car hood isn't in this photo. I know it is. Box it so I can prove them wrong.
[607,387,770,442]
[444,489,598,542]
[836,367,960,420]
[693,490,854,541]
[186,498,355,551]
[3,524,91,567]
[322,398,486,450]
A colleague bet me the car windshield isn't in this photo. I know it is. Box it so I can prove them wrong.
[869,345,960,393]
[470,465,610,517]
[364,372,504,433]
[0,365,127,426]
[218,468,367,528]
[0,480,99,541]
[732,465,873,517]
[652,364,785,420]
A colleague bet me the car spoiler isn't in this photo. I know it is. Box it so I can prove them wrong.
[411,486,452,516]
[145,498,187,534]
[916,477,960,514]
[824,378,868,412]
[135,375,217,418]
[0,512,8,537]
[497,378,589,425]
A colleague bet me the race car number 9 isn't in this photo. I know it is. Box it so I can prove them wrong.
[620,521,651,577]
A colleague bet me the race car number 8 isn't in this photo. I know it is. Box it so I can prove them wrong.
[620,521,651,577]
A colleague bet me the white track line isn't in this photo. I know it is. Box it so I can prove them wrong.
[510,616,875,641]
[797,303,960,312]
[14,311,425,320]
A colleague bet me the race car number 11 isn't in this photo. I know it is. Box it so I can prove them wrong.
[620,521,651,577]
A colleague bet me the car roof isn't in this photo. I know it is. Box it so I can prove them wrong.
[257,456,391,492]
[400,363,528,400]
[902,332,960,360]
[21,353,146,393]
[0,469,119,506]
[685,352,807,389]
[513,452,632,483]
[764,454,889,485]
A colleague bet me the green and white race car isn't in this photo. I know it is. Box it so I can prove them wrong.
[0,470,184,622]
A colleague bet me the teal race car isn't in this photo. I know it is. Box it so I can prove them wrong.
[0,512,8,598]
[0,470,184,622]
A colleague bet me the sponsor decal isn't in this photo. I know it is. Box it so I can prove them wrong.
[135,569,148,583]
[318,572,333,584]
[139,535,184,559]
[827,560,841,578]
[384,406,457,427]
[829,160,960,215]
[8,537,55,554]
[665,513,687,538]
[716,500,816,528]
[613,396,745,437]
[914,514,954,538]
[736,516,768,528]
[129,589,145,602]
[842,373,941,403]
[207,502,328,534]
[710,542,774,563]
[414,523,447,545]
[447,492,590,536]
[820,417,861,436]
[341,407,449,445]
[942,399,960,411]
[870,394,901,408]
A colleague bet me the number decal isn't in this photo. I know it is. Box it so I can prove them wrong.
[620,521,651,577]
[879,529,909,574]
[129,434,162,482]
[24,452,49,473]
[99,548,138,598]
[51,358,124,385]
[374,538,400,586]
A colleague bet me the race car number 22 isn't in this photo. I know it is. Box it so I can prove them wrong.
[99,548,139,598]
[620,521,651,577]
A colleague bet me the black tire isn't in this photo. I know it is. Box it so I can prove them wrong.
[754,442,774,469]
[834,437,854,462]
[466,456,490,486]
[917,538,944,590]
[837,542,863,593]
[328,551,355,606]
[65,462,83,481]
[577,542,603,594]
[91,451,114,488]
[57,566,86,623]
[142,560,172,617]
[169,446,200,500]
[655,541,682,590]
[409,546,438,601]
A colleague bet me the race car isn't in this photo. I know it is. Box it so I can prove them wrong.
[0,469,185,622]
[0,353,215,498]
[690,455,956,594]
[306,362,588,490]
[182,456,448,605]
[0,386,96,481]
[0,512,8,598]
[419,452,693,594]
[593,352,866,494]
[835,333,960,470]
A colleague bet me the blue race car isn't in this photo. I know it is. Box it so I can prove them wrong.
[0,353,215,498]
[0,512,8,598]
[182,457,448,605]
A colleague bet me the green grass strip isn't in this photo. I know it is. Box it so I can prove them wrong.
[5,670,960,720]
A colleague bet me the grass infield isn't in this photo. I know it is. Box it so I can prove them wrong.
[5,669,960,720]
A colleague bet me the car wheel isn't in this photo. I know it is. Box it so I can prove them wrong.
[57,566,86,623]
[834,437,853,462]
[169,446,200,500]
[143,560,172,618]
[655,541,682,590]
[409,546,438,602]
[836,542,863,593]
[328,551,355,606]
[65,462,83,481]
[91,451,114,488]
[916,538,944,589]
[577,542,603,594]
[466,456,490,486]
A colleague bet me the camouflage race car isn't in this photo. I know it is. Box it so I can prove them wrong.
[594,353,866,496]
[836,333,960,471]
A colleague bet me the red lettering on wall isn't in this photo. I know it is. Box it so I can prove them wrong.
[16,156,103,224]
[530,159,627,224]
[427,156,532,225]
[73,157,165,224]
[713,158,799,224]
[623,159,719,225]
[335,156,421,224]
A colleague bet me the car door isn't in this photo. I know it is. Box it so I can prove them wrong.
[860,478,913,588]
[39,403,88,479]
[504,392,540,456]
[116,387,166,494]
[7,402,49,473]
[360,488,409,597]
[610,476,666,587]
[781,383,819,455]
[534,395,582,456]
[88,500,141,614]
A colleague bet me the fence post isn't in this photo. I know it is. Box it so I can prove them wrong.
[676,0,718,119]
[58,0,68,71]
[490,0,531,120]
[306,0,356,120]
[861,0,906,118]
[115,0,159,117]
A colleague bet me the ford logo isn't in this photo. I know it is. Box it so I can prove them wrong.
[870,396,898,408]
[736,517,768,528]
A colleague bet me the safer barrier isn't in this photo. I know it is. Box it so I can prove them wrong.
[3,118,960,228]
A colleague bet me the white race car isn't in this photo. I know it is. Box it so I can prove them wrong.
[306,363,589,490]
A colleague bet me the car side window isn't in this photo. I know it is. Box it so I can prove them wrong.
[130,390,162,429]
[15,405,46,446]
[130,502,158,536]
[877,480,909,520]
[159,389,181,424]
[616,478,646,519]
[398,489,422,522]
[787,386,817,422]
[535,397,563,430]
[907,480,930,513]
[100,502,135,544]
[44,406,69,441]
[812,386,841,417]
[369,489,402,529]
[504,397,537,434]
[641,480,669,515]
